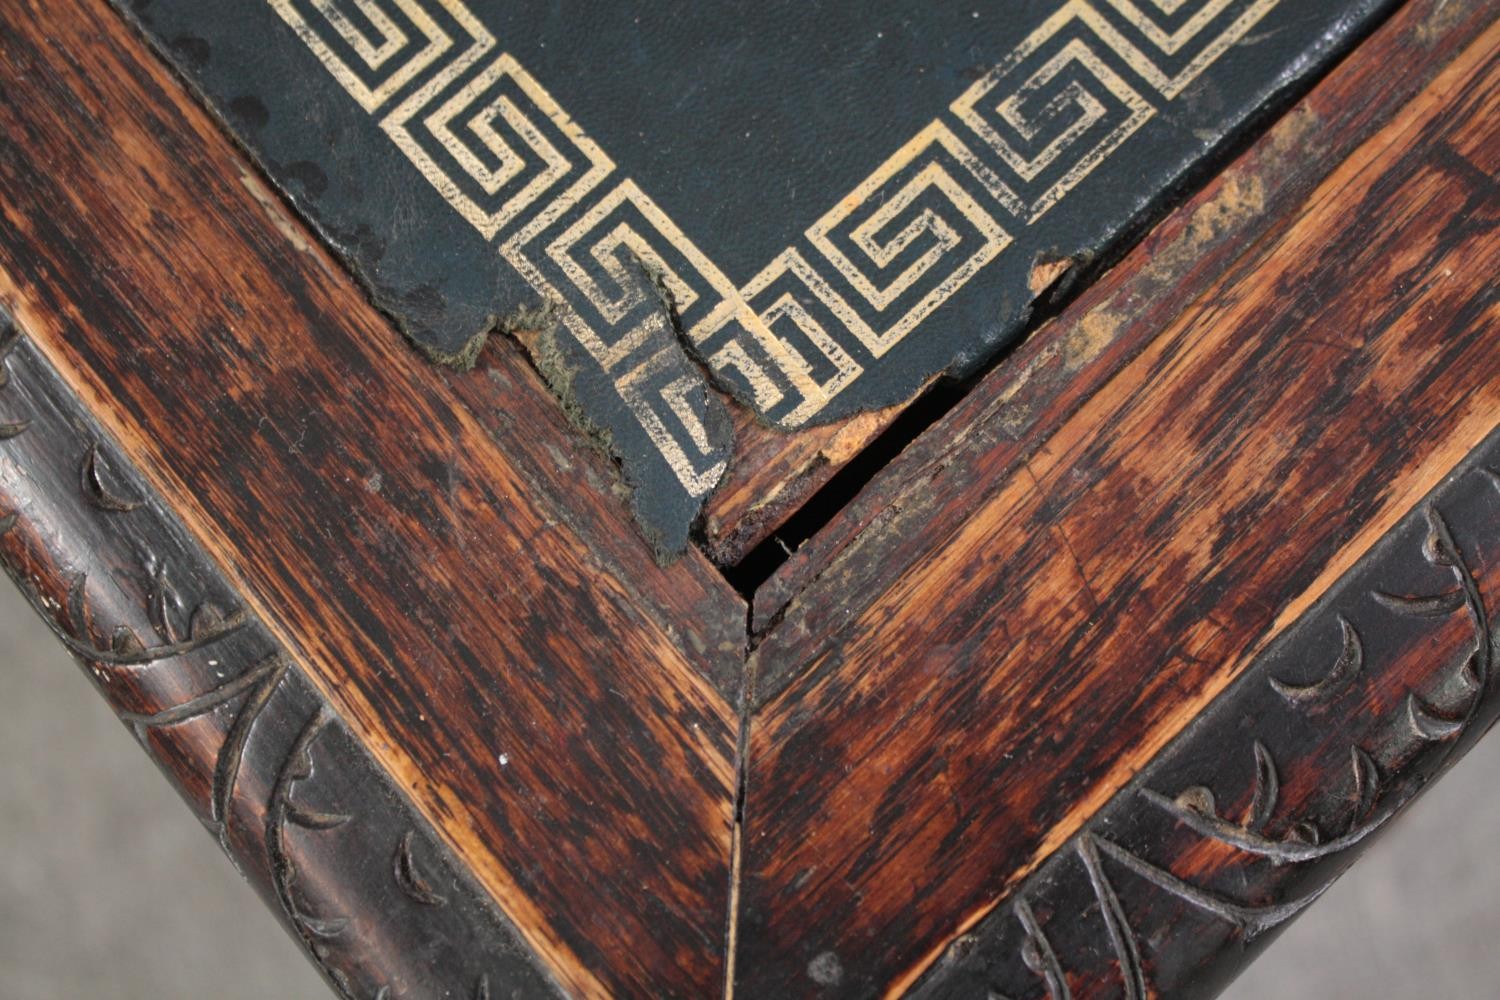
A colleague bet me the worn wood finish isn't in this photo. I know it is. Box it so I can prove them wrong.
[747,0,1496,636]
[3,0,1499,996]
[442,337,749,695]
[0,1,744,995]
[703,404,905,567]
[0,319,561,998]
[913,441,1500,997]
[740,15,1499,997]
[696,0,1407,570]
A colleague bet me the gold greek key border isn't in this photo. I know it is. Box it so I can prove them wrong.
[267,0,1278,498]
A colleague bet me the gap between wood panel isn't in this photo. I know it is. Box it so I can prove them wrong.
[733,12,1500,991]
[714,0,1406,623]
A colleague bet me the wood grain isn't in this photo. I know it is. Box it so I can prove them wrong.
[4,0,1498,996]
[738,13,1500,997]
[0,1,744,995]
[695,0,1399,570]
[443,337,749,698]
[702,402,911,567]
[0,321,562,998]
[912,441,1500,997]
[751,0,1497,637]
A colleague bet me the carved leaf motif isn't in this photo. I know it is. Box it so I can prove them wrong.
[1076,838,1145,1000]
[1405,694,1464,741]
[1245,741,1279,832]
[149,565,185,643]
[111,626,146,657]
[1070,833,1334,1000]
[211,656,288,845]
[1269,616,1362,706]
[1141,787,1380,864]
[0,320,515,1000]
[117,655,282,728]
[956,469,1495,998]
[1350,747,1380,823]
[115,654,288,848]
[286,804,352,831]
[298,914,350,939]
[1287,822,1323,847]
[1373,587,1465,618]
[190,602,226,639]
[45,570,247,667]
[1422,505,1457,567]
[1088,834,1325,940]
[269,710,356,949]
[395,830,449,908]
[1014,897,1070,1000]
[81,444,143,513]
[1174,786,1216,816]
[1461,652,1483,694]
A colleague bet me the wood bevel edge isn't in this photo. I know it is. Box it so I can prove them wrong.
[0,313,569,999]
[898,428,1500,998]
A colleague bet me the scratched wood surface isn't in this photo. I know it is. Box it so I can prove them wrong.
[693,0,1382,571]
[747,0,1496,638]
[740,8,1499,995]
[0,321,563,998]
[1,0,1498,998]
[0,1,745,995]
[913,439,1500,997]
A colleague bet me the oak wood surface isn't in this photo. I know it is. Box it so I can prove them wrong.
[703,402,910,567]
[750,0,1495,637]
[739,10,1499,995]
[0,323,562,998]
[913,439,1500,997]
[693,0,1399,570]
[0,1,745,995]
[1,0,1497,997]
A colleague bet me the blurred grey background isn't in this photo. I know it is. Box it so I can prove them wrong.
[2,576,1498,1000]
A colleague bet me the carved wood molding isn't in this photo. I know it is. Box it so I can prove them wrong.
[0,0,1494,995]
[0,311,562,999]
[912,434,1500,998]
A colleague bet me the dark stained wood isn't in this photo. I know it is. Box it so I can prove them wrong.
[3,0,1499,997]
[913,441,1500,997]
[443,337,749,690]
[737,13,1500,997]
[0,1,744,995]
[0,318,562,998]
